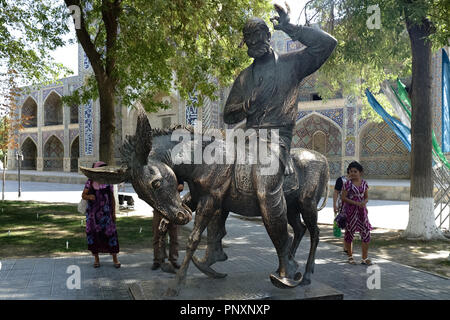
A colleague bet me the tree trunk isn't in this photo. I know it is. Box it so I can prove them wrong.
[2,155,6,201]
[403,17,443,239]
[98,80,116,165]
[64,0,120,166]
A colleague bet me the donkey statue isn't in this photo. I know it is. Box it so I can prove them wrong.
[80,107,329,296]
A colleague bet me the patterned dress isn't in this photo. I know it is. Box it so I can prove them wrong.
[84,179,119,254]
[343,179,372,243]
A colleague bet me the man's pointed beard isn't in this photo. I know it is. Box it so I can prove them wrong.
[248,41,271,58]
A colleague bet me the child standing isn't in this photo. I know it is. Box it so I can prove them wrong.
[341,161,373,265]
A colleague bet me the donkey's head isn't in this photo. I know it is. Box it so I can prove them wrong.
[80,106,192,225]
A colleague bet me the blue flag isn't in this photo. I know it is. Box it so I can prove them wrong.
[442,49,450,153]
[365,89,411,151]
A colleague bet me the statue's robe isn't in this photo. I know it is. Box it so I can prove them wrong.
[224,25,337,171]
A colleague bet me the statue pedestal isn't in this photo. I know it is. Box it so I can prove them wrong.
[129,272,343,300]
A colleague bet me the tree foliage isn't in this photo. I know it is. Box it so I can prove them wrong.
[0,69,32,164]
[301,0,449,120]
[0,0,71,84]
[63,0,273,112]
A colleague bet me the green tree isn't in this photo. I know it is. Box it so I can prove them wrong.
[0,0,70,84]
[301,0,449,239]
[62,0,272,164]
[0,69,32,200]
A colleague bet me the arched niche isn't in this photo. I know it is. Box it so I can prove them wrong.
[70,136,79,172]
[43,135,64,171]
[22,97,38,127]
[21,137,37,170]
[44,92,63,126]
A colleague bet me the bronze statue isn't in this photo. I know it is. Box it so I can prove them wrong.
[81,110,329,296]
[223,4,336,288]
[80,4,336,296]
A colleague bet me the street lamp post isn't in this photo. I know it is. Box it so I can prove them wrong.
[15,150,23,198]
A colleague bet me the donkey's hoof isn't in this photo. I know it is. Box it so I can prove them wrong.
[299,277,311,286]
[192,256,227,279]
[269,273,301,289]
[294,271,303,281]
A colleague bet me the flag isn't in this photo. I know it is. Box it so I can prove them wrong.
[365,89,411,151]
[442,49,450,153]
[381,81,411,127]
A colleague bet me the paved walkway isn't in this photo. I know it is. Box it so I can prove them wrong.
[0,180,449,300]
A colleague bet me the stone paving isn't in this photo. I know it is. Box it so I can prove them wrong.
[0,179,448,300]
[0,213,449,300]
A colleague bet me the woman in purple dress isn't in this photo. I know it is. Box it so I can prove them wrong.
[81,161,120,268]
[341,161,373,266]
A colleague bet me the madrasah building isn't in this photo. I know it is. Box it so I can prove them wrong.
[9,31,449,179]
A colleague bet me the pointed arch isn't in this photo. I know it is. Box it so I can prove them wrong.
[70,136,79,172]
[22,96,38,127]
[43,135,64,171]
[292,112,342,156]
[44,91,63,126]
[21,137,37,170]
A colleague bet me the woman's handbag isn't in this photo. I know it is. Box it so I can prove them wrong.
[77,199,88,214]
[334,211,347,229]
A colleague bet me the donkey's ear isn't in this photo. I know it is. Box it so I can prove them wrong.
[135,106,152,165]
[80,166,131,184]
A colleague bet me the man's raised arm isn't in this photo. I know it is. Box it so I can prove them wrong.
[272,4,337,79]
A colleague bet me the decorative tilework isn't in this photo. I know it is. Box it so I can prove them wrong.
[297,110,313,121]
[360,160,410,178]
[43,87,63,101]
[84,100,94,156]
[328,160,342,178]
[360,122,408,156]
[317,109,344,128]
[346,106,355,135]
[345,137,355,156]
[20,133,38,146]
[43,131,64,145]
[292,114,342,156]
[30,91,39,102]
[83,52,91,70]
[69,129,79,145]
[186,93,198,125]
[359,122,410,178]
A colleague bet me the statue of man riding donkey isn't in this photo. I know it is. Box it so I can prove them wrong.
[81,4,337,296]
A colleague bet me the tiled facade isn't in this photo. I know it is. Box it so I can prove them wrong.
[11,43,226,172]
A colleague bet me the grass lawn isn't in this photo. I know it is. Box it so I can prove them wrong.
[0,201,155,259]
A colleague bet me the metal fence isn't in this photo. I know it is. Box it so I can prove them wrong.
[432,155,450,231]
